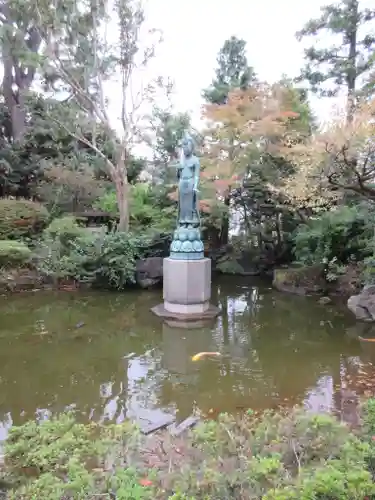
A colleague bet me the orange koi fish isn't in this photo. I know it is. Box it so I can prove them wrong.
[192,352,222,361]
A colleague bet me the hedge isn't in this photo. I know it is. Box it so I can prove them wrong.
[0,198,49,240]
[0,240,32,267]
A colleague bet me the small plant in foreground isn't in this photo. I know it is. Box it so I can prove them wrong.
[4,403,375,498]
[166,409,375,498]
[4,413,147,499]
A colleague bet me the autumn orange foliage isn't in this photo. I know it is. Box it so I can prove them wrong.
[200,85,299,214]
[279,98,375,206]
[167,85,302,225]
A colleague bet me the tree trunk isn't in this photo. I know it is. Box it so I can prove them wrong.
[274,213,282,247]
[1,13,41,142]
[2,47,27,141]
[241,196,251,234]
[346,0,358,123]
[220,194,231,246]
[11,92,27,141]
[115,175,129,232]
[113,149,129,232]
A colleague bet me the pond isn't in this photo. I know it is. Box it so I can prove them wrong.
[0,276,374,445]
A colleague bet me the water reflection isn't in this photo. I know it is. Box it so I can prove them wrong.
[0,278,373,445]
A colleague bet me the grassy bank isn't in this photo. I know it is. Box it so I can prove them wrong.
[2,401,375,499]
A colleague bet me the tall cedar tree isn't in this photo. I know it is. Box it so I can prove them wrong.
[203,36,257,105]
[296,0,375,121]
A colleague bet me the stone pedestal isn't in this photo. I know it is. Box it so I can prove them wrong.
[151,257,220,322]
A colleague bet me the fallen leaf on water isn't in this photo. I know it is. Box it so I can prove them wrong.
[139,479,153,487]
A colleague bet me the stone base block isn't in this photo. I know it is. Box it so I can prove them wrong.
[164,319,211,329]
[151,257,220,323]
[151,303,220,322]
[163,257,211,306]
[164,301,209,314]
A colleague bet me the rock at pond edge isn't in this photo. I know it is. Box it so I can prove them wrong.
[348,285,375,322]
[136,257,163,289]
[272,265,324,296]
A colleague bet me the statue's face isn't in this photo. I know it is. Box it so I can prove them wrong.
[182,138,193,156]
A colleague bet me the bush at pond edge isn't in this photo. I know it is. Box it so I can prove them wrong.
[36,216,152,289]
[3,401,375,499]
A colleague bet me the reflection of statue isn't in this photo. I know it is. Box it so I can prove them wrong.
[170,133,204,260]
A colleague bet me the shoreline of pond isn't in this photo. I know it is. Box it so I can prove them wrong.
[0,264,357,296]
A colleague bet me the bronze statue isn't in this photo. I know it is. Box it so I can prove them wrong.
[170,132,204,260]
[176,133,200,226]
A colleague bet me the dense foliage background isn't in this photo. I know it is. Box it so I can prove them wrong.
[0,0,373,288]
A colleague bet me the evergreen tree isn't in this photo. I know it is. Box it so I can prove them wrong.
[296,0,375,120]
[203,36,257,105]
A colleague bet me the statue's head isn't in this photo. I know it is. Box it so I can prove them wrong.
[181,133,194,157]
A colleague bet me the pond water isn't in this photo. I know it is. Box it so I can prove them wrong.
[0,277,374,445]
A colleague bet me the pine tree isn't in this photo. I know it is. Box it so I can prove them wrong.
[296,0,375,120]
[203,36,257,105]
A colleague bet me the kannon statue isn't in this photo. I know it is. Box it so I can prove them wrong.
[169,133,204,260]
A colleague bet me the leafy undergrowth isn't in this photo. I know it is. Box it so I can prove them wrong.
[2,402,375,499]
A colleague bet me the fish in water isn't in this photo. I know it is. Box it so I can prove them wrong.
[191,352,222,361]
[359,336,375,342]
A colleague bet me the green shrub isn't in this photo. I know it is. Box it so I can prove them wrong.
[129,183,175,231]
[94,186,175,233]
[4,414,145,500]
[0,240,32,268]
[69,231,147,289]
[0,198,49,240]
[43,216,87,249]
[170,409,375,499]
[363,253,375,284]
[216,254,244,274]
[293,205,373,267]
[4,406,375,499]
[36,216,89,281]
[37,229,149,289]
[362,234,375,284]
[362,395,375,439]
[93,189,117,214]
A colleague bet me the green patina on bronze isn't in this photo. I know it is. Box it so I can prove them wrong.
[169,133,204,260]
